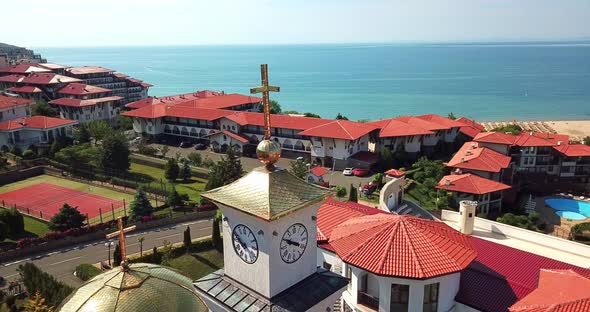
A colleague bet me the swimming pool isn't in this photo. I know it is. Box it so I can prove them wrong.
[545,198,590,220]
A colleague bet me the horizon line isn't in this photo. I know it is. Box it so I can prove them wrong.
[28,38,590,49]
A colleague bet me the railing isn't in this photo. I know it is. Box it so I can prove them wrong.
[357,291,379,311]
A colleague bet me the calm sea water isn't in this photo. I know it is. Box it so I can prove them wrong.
[37,43,590,121]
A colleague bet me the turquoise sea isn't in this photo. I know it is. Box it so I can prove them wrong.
[37,42,590,121]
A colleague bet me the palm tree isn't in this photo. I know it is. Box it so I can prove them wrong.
[138,237,145,257]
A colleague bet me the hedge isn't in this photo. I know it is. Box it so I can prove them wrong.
[129,237,215,265]
[75,264,101,281]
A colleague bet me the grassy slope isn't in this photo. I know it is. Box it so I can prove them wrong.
[168,250,223,280]
[129,163,207,202]
[23,214,50,237]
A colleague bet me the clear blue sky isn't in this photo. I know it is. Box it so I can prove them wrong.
[3,0,590,47]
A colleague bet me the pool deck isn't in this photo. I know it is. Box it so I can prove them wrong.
[536,196,589,238]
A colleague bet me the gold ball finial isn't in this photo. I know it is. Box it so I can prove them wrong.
[256,139,281,168]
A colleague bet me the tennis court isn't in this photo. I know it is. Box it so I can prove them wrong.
[0,182,125,221]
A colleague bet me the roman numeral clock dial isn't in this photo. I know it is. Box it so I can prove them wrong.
[232,224,258,264]
[280,223,308,263]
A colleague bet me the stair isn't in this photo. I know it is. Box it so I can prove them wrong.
[523,195,537,214]
[332,299,342,312]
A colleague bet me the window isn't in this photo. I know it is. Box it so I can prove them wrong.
[346,266,352,291]
[390,284,409,312]
[322,261,332,271]
[423,283,439,312]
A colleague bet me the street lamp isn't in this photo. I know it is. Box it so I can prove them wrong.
[105,241,114,266]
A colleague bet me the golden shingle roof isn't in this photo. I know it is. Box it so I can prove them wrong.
[202,167,332,221]
[58,263,208,312]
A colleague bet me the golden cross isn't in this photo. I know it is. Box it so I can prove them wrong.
[106,217,137,263]
[250,64,280,140]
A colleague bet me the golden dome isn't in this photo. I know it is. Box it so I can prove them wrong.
[256,139,281,167]
[58,263,208,312]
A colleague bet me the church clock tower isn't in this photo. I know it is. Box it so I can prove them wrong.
[195,65,348,312]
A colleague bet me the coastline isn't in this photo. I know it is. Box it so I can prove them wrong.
[481,119,590,142]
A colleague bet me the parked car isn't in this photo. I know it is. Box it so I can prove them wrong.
[130,137,142,145]
[343,168,354,176]
[362,182,379,196]
[179,141,193,148]
[352,168,370,177]
[194,143,207,150]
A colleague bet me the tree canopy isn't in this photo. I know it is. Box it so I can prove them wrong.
[54,144,97,171]
[583,136,590,146]
[348,184,358,202]
[492,124,522,135]
[289,159,308,180]
[205,149,243,190]
[18,262,73,307]
[164,158,180,181]
[447,112,457,120]
[335,113,349,120]
[31,100,58,117]
[99,132,130,172]
[129,186,153,219]
[496,212,540,231]
[49,204,86,232]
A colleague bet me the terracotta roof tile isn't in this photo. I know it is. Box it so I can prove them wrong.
[0,116,76,131]
[0,63,51,75]
[0,74,26,83]
[456,117,485,138]
[20,73,81,85]
[57,83,111,95]
[225,111,332,131]
[310,166,329,177]
[66,66,114,75]
[417,114,466,128]
[474,131,518,145]
[384,169,406,177]
[0,95,32,109]
[298,120,378,140]
[369,117,434,137]
[446,142,511,172]
[7,86,42,93]
[218,130,249,143]
[122,104,233,121]
[49,96,123,107]
[553,144,590,157]
[317,198,385,242]
[437,173,511,194]
[328,213,477,278]
[457,237,590,312]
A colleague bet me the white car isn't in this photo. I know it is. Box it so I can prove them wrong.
[343,168,354,176]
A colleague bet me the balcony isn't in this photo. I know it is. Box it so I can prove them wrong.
[357,291,379,312]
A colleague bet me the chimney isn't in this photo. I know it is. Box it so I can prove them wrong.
[459,200,477,235]
[557,141,563,145]
[445,179,451,186]
[460,157,465,163]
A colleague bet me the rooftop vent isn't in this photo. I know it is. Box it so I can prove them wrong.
[465,151,472,156]
[470,143,476,149]
[445,179,451,186]
[460,157,465,163]
[557,141,563,145]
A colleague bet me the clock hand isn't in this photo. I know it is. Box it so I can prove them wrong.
[282,239,300,247]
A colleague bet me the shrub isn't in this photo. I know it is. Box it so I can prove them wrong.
[22,149,35,159]
[17,262,73,307]
[75,264,101,281]
[0,208,25,236]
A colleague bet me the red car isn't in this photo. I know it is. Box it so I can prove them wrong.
[352,168,370,177]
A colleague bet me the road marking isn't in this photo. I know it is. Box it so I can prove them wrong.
[50,256,83,266]
[5,273,18,278]
[156,233,181,240]
[3,259,29,267]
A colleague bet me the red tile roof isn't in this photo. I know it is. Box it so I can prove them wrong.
[0,74,25,83]
[218,130,249,143]
[310,166,329,177]
[0,116,76,131]
[328,213,477,278]
[384,169,406,177]
[437,173,511,194]
[456,237,590,312]
[397,115,449,131]
[0,63,51,75]
[57,83,111,96]
[0,95,32,109]
[66,66,114,75]
[122,104,233,121]
[7,86,42,93]
[474,131,518,145]
[226,111,331,131]
[37,63,68,70]
[21,73,81,85]
[125,92,258,110]
[446,142,511,172]
[456,117,485,138]
[370,117,434,137]
[49,96,123,107]
[509,269,590,312]
[514,132,563,147]
[316,198,385,242]
[298,119,378,140]
[417,114,466,128]
[553,144,590,157]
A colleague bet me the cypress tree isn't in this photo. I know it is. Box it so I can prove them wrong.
[212,210,222,252]
[348,184,358,202]
[113,243,122,266]
[183,226,192,253]
[129,186,153,219]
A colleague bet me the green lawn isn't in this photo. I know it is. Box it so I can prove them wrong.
[23,214,49,237]
[168,250,224,280]
[129,163,207,202]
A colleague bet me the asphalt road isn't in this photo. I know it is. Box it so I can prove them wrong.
[0,218,214,287]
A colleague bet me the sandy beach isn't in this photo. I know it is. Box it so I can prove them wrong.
[480,120,590,142]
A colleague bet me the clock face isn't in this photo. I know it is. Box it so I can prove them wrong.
[280,223,308,263]
[232,224,259,264]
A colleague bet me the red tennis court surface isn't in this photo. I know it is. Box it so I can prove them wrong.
[0,182,125,221]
